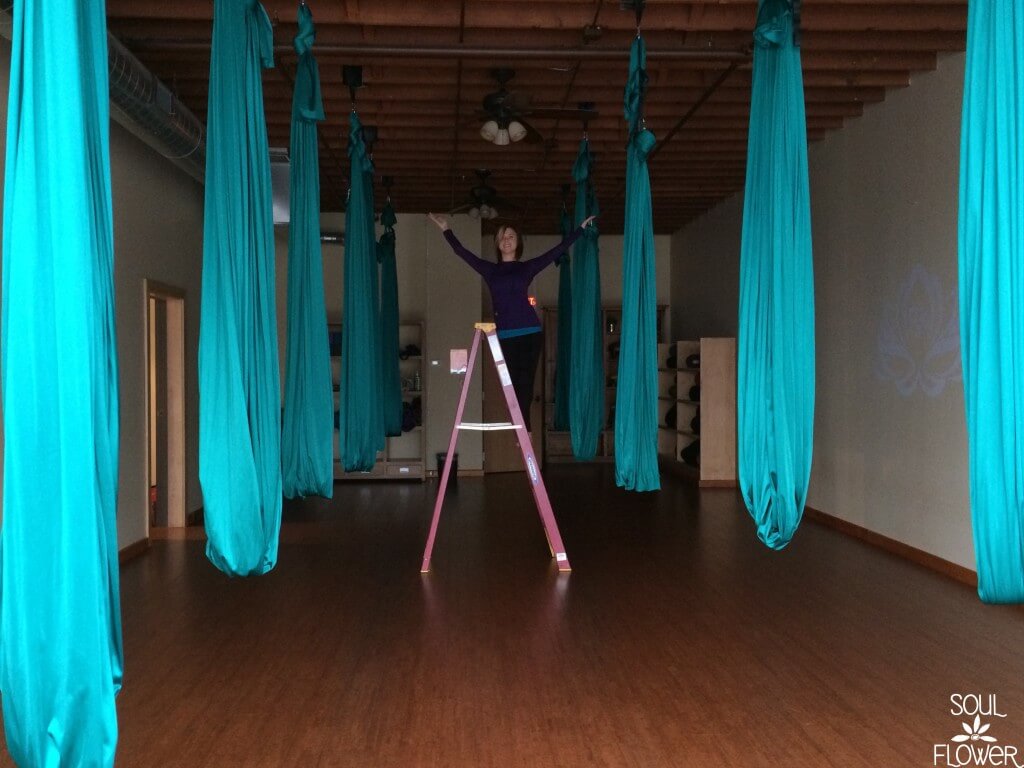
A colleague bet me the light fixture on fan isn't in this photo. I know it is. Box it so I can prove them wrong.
[480,118,527,146]
[469,204,498,220]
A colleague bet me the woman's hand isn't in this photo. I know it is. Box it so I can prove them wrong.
[428,212,450,232]
[581,215,597,229]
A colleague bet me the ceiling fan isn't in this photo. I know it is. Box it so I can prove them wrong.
[448,169,522,221]
[477,68,599,146]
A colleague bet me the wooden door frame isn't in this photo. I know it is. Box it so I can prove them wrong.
[143,280,186,530]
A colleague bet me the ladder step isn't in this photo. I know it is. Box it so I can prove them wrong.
[457,422,523,431]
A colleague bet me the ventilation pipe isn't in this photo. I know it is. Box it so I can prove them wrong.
[0,3,206,184]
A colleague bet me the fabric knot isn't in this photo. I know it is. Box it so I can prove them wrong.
[632,128,657,160]
[572,139,593,184]
[623,36,648,133]
[380,202,397,230]
[252,2,274,69]
[293,4,316,55]
[753,0,793,49]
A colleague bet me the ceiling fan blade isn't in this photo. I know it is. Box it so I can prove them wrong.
[522,107,600,122]
[447,202,474,215]
[518,118,545,145]
[491,194,524,211]
[509,92,532,112]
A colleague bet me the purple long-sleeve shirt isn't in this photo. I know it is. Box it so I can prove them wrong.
[443,227,584,336]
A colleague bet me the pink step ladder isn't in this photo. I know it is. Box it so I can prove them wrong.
[421,323,571,573]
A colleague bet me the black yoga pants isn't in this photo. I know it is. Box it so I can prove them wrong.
[499,332,543,431]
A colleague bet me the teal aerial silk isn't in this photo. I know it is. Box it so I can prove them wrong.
[615,37,660,491]
[199,0,282,575]
[553,206,573,431]
[282,5,332,499]
[569,140,604,459]
[340,112,385,470]
[378,201,403,436]
[958,0,1024,603]
[0,2,123,763]
[737,0,815,550]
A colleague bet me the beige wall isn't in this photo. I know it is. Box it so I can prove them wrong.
[0,36,206,549]
[110,123,205,548]
[669,195,743,341]
[669,53,973,570]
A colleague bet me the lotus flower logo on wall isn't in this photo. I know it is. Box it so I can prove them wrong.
[875,265,961,398]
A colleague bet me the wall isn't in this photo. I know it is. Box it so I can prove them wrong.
[669,53,973,569]
[0,36,207,549]
[669,196,744,341]
[110,123,205,548]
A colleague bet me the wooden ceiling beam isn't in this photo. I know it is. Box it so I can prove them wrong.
[107,2,965,34]
[230,98,865,119]
[112,23,964,54]
[255,112,846,131]
[173,82,887,104]
[154,60,912,89]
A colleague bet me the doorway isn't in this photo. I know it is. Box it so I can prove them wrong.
[145,281,186,530]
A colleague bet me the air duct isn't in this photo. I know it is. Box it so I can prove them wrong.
[0,4,206,184]
[106,34,206,182]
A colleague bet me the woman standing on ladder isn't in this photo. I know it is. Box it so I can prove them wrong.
[428,213,596,430]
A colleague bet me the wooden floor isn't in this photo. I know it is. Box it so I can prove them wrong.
[5,466,1024,767]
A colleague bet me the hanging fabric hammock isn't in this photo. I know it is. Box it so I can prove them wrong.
[0,1,123,763]
[569,139,605,459]
[737,0,815,550]
[378,200,403,436]
[615,36,661,492]
[340,112,385,470]
[282,4,333,499]
[199,0,282,575]
[553,205,573,431]
[958,0,1024,603]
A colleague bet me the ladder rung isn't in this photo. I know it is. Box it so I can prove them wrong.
[457,422,523,431]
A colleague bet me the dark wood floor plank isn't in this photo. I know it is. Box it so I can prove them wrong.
[2,465,1022,766]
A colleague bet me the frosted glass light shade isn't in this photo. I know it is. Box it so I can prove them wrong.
[508,120,527,142]
[480,120,499,141]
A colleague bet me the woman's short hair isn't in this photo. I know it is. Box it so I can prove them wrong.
[494,224,525,261]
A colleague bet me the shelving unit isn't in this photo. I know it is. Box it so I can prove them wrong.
[331,322,427,481]
[542,305,667,463]
[657,337,736,487]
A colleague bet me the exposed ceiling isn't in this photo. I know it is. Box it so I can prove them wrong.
[107,1,967,234]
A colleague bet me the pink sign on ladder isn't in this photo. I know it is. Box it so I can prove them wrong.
[421,323,571,573]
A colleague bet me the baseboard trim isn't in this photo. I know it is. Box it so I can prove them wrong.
[119,537,151,564]
[699,479,739,489]
[428,469,485,478]
[804,506,977,588]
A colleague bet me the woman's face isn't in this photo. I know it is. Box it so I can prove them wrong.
[498,227,519,260]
